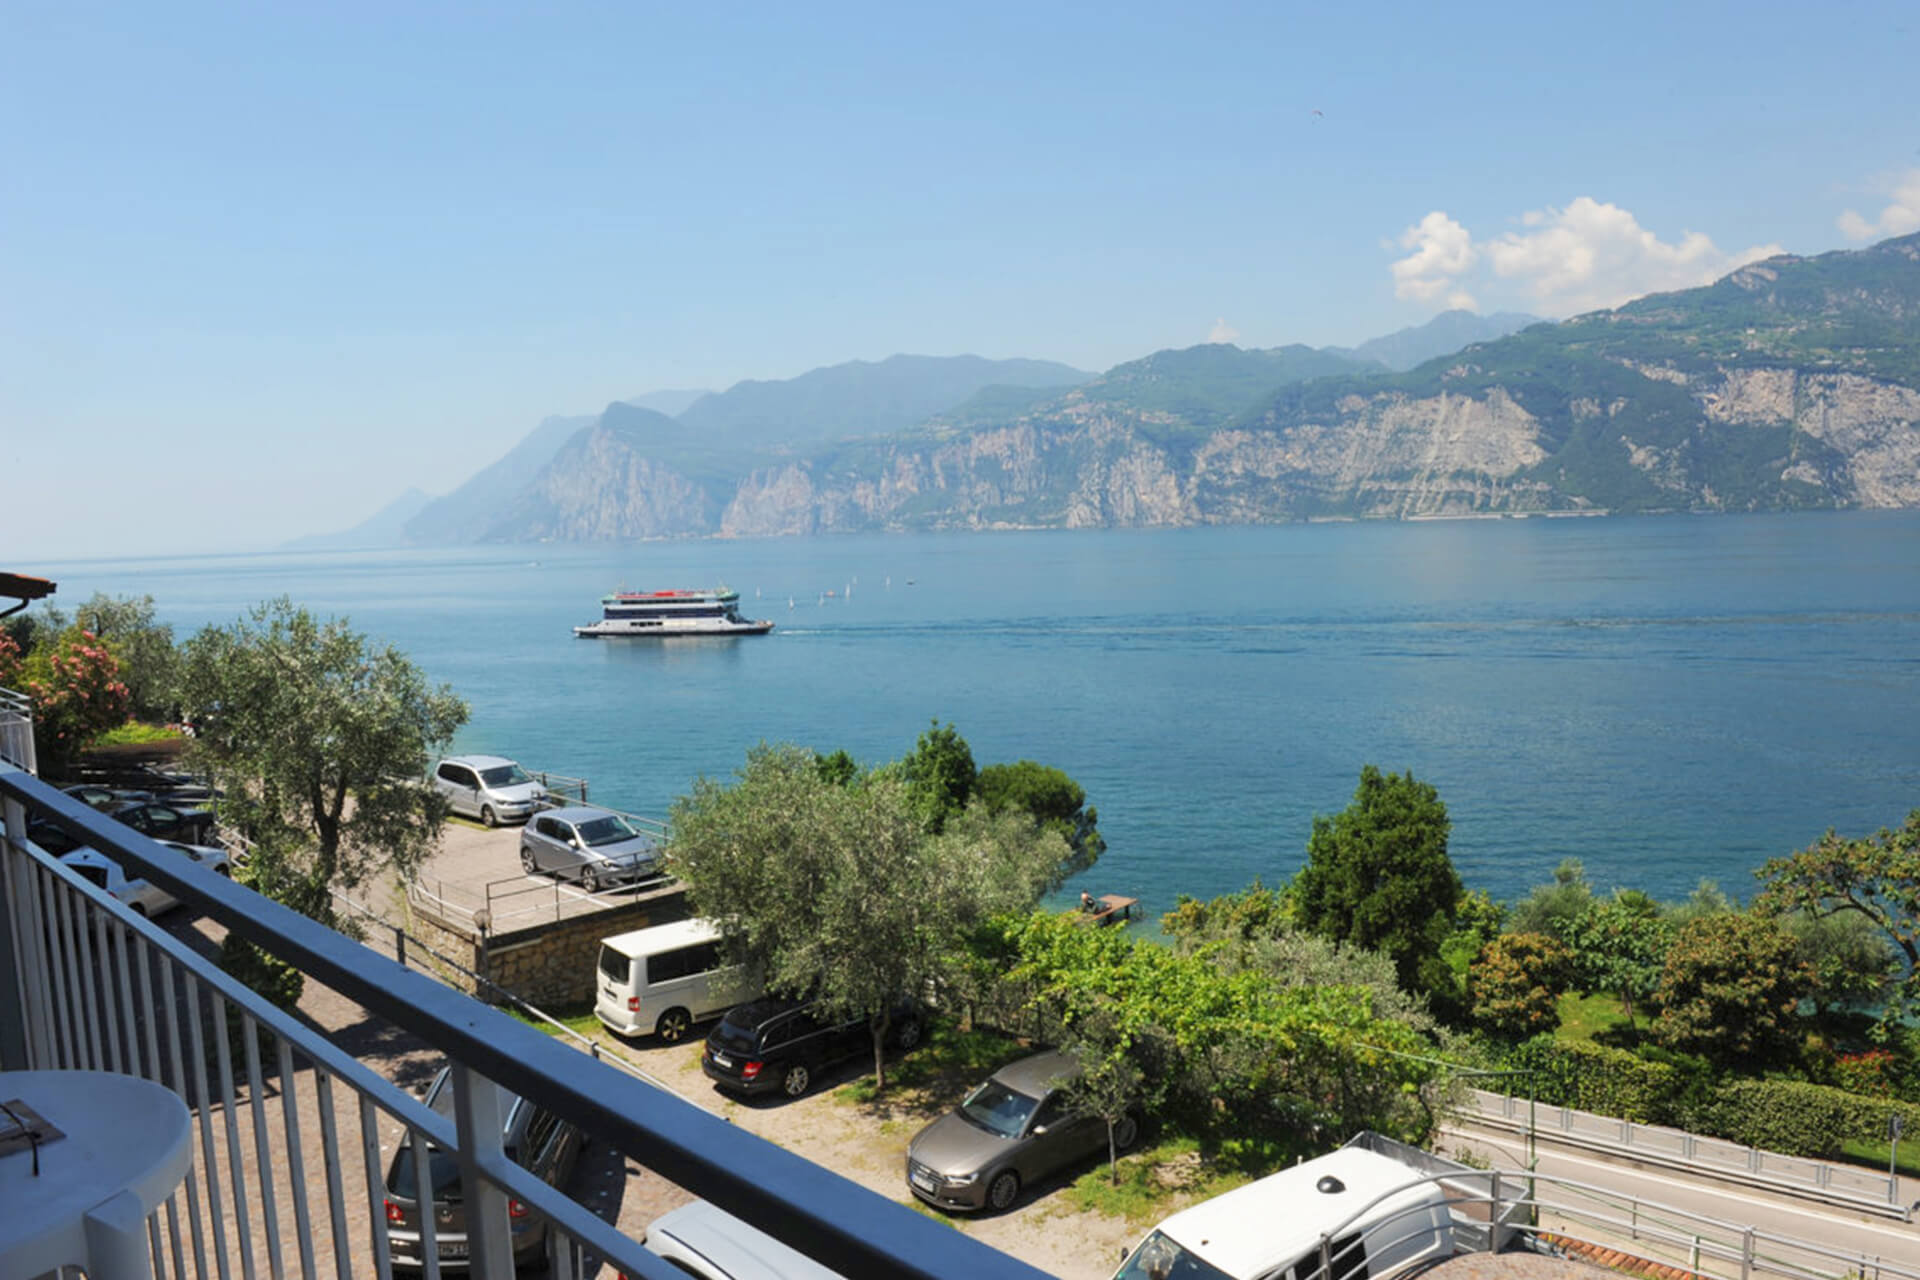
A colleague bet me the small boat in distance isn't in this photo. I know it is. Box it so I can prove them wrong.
[574,586,775,638]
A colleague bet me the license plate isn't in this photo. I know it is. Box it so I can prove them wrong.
[439,1241,468,1258]
[910,1169,937,1192]
[712,1052,732,1068]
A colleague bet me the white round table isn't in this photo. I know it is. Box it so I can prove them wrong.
[0,1069,193,1280]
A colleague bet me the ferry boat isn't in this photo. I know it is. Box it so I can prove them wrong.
[573,586,775,638]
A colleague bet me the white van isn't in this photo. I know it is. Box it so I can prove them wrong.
[1111,1138,1456,1280]
[594,918,761,1043]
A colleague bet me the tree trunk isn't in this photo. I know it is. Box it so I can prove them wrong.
[871,1017,889,1092]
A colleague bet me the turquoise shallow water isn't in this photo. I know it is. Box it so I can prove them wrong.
[35,511,1920,912]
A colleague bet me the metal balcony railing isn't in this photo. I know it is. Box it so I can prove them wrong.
[0,765,1054,1280]
[0,686,34,774]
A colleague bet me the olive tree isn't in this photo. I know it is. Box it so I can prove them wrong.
[668,743,1071,1090]
[178,597,468,930]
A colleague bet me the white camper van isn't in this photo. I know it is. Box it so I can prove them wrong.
[1111,1137,1456,1280]
[594,918,760,1042]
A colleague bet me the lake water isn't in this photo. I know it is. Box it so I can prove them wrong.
[34,512,1920,913]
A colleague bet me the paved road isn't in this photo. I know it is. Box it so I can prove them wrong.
[1440,1120,1920,1272]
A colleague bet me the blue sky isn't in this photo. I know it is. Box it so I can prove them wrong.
[6,1,1919,559]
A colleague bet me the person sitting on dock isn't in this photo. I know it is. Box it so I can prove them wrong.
[1080,891,1098,912]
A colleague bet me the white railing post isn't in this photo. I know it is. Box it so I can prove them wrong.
[450,1063,517,1279]
[0,785,34,1069]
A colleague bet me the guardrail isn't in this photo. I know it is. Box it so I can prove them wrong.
[0,763,1053,1280]
[0,685,35,774]
[1462,1086,1910,1219]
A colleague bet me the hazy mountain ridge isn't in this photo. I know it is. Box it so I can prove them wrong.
[488,233,1919,535]
[293,252,1920,547]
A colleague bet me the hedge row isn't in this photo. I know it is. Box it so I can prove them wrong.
[1498,1037,1920,1160]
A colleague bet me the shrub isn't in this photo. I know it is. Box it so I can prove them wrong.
[1470,933,1572,1041]
[1503,1037,1685,1124]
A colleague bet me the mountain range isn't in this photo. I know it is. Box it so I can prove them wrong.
[298,237,1920,543]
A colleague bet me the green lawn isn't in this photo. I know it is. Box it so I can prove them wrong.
[505,1001,603,1038]
[1554,991,1638,1044]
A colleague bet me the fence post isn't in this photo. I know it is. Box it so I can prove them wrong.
[0,790,32,1070]
[1490,1172,1505,1253]
[394,924,407,969]
[1739,1226,1754,1280]
[449,1064,516,1279]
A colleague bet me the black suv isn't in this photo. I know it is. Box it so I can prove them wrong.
[700,998,923,1099]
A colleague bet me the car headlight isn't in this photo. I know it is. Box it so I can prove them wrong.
[942,1171,981,1187]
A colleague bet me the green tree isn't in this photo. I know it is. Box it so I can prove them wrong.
[1563,895,1673,1022]
[1161,880,1291,942]
[813,747,860,787]
[890,719,977,832]
[667,743,1070,1090]
[1757,813,1920,1012]
[70,592,178,723]
[1469,932,1572,1041]
[177,598,468,930]
[975,759,1106,878]
[1650,913,1810,1069]
[1055,1006,1170,1184]
[1507,859,1595,940]
[1293,765,1461,995]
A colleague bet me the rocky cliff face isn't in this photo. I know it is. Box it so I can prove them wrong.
[494,362,1919,540]
[481,233,1920,540]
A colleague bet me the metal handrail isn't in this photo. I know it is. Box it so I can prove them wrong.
[1463,1085,1909,1217]
[0,765,1051,1280]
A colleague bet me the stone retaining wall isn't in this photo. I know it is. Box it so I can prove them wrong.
[410,885,694,1008]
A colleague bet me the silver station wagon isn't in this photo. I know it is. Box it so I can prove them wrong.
[519,805,662,892]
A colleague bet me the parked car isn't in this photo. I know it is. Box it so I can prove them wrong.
[594,918,762,1041]
[29,797,216,856]
[432,755,545,826]
[60,840,231,918]
[642,1199,847,1279]
[105,798,219,845]
[701,998,923,1099]
[381,1064,585,1273]
[905,1048,1136,1212]
[1109,1135,1457,1280]
[74,761,219,802]
[520,806,661,892]
[60,783,154,810]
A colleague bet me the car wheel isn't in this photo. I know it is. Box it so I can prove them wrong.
[781,1063,811,1098]
[1112,1114,1141,1152]
[656,1008,692,1043]
[215,865,232,879]
[891,1016,923,1051]
[580,865,600,893]
[520,845,537,874]
[130,903,149,919]
[481,804,498,827]
[986,1169,1020,1212]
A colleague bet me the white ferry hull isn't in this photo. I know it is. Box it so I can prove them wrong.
[574,617,775,638]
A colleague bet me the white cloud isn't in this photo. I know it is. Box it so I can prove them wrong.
[1208,317,1240,344]
[1390,211,1477,302]
[1837,169,1920,242]
[1386,198,1781,317]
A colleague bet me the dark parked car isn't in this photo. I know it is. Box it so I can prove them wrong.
[905,1048,1138,1212]
[518,806,661,891]
[382,1065,585,1273]
[104,798,218,846]
[701,998,922,1099]
[27,795,211,855]
[60,783,155,810]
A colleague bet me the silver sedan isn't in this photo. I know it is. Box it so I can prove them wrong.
[518,806,662,892]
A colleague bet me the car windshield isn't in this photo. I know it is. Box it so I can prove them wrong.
[957,1078,1040,1140]
[1111,1230,1237,1280]
[577,815,641,846]
[480,764,532,787]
